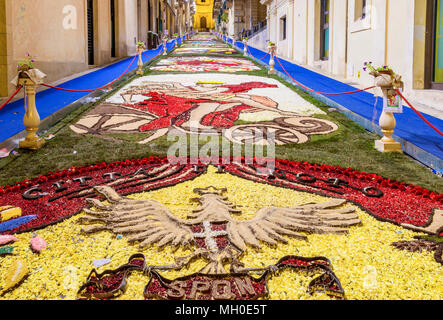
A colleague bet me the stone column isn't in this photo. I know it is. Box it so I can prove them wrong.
[18,76,46,150]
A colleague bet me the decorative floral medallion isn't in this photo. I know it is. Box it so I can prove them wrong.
[0,158,441,300]
[150,57,261,73]
[188,36,218,42]
[181,43,231,48]
[172,47,239,55]
[70,74,338,145]
[77,185,354,300]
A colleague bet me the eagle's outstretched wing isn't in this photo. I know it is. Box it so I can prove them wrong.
[227,199,361,251]
[79,186,194,249]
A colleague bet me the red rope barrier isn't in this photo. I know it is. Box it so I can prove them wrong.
[0,85,23,112]
[275,56,376,95]
[247,46,270,61]
[42,54,137,93]
[142,45,165,61]
[395,89,443,137]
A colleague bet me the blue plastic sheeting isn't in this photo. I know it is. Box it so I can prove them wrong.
[224,38,442,162]
[0,45,164,143]
[166,40,176,52]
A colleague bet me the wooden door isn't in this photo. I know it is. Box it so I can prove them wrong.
[87,0,94,65]
[201,16,207,30]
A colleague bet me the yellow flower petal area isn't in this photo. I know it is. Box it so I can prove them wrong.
[0,166,442,300]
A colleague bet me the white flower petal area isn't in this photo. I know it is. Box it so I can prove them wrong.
[107,73,325,116]
[150,56,261,72]
[71,73,337,145]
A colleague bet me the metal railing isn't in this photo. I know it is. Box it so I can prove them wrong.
[237,20,267,40]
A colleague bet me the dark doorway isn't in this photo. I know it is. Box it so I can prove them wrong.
[87,0,94,65]
[159,2,163,34]
[320,0,330,60]
[147,0,152,31]
[201,16,207,31]
[110,0,116,58]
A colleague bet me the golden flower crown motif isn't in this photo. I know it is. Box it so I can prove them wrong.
[193,186,227,196]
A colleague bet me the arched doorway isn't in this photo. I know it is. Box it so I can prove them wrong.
[200,16,207,31]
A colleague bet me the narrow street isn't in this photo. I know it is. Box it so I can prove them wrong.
[0,31,441,301]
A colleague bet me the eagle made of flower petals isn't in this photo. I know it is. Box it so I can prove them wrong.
[79,186,361,252]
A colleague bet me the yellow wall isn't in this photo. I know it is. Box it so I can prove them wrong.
[193,0,214,31]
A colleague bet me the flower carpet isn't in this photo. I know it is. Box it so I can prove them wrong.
[0,33,441,301]
[0,159,441,300]
[172,47,239,55]
[150,56,261,72]
[69,73,337,145]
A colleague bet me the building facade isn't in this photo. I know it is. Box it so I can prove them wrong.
[247,0,443,111]
[0,0,194,98]
[193,0,215,31]
[215,0,267,39]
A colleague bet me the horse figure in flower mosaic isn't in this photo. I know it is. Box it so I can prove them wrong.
[70,80,338,145]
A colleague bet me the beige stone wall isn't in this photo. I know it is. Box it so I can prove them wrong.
[119,0,139,56]
[293,0,308,65]
[3,0,88,95]
[0,0,178,97]
[95,0,111,65]
[260,0,433,97]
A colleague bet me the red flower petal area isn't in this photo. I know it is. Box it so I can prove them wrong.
[224,158,443,232]
[176,60,241,67]
[130,82,278,131]
[0,157,441,235]
[0,157,203,234]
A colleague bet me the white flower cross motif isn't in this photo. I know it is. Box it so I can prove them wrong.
[192,221,228,253]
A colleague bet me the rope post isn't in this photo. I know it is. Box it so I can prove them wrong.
[243,38,248,56]
[18,76,45,150]
[136,44,145,75]
[373,72,404,153]
[268,42,277,75]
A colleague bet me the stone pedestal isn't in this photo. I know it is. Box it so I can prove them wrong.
[136,48,144,75]
[18,78,45,150]
[268,45,277,75]
[374,111,402,153]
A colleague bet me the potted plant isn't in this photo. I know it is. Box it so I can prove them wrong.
[137,41,146,50]
[363,61,393,77]
[221,12,228,23]
[17,53,36,72]
[268,41,276,51]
